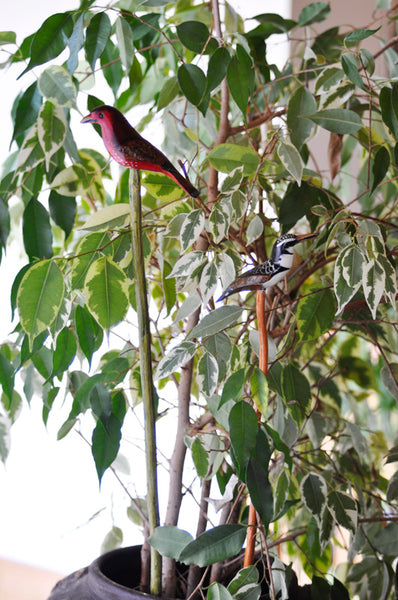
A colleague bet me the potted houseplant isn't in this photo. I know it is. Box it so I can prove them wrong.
[1,1,398,598]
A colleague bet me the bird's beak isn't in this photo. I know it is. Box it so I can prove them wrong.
[81,113,95,124]
[295,232,317,242]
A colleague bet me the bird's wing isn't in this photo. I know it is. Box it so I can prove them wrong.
[118,137,176,172]
[236,260,276,279]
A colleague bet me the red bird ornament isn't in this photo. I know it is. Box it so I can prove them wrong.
[81,105,199,198]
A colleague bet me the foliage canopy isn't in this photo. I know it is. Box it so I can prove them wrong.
[1,1,398,598]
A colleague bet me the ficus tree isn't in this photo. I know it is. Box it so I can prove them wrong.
[0,0,398,598]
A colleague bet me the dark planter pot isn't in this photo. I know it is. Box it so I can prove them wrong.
[47,544,313,600]
[47,545,155,600]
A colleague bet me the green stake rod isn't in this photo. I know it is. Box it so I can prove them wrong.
[129,169,161,595]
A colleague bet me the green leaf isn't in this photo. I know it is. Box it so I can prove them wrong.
[301,472,327,525]
[344,26,381,46]
[0,414,11,463]
[327,491,357,534]
[157,76,180,110]
[180,209,205,252]
[207,143,259,176]
[12,82,42,143]
[90,384,112,420]
[341,53,366,91]
[177,21,216,54]
[277,140,303,185]
[219,368,245,408]
[246,457,273,528]
[281,363,311,423]
[207,46,231,92]
[92,413,122,484]
[208,583,233,600]
[101,526,123,554]
[178,63,207,107]
[0,196,10,251]
[229,401,258,480]
[51,327,77,379]
[84,256,129,329]
[22,198,53,261]
[372,146,390,191]
[227,45,254,117]
[85,12,111,71]
[48,190,76,239]
[372,523,398,556]
[17,260,65,347]
[0,31,16,45]
[306,108,362,134]
[0,353,14,401]
[191,437,209,478]
[179,524,246,566]
[115,16,135,73]
[38,65,76,107]
[296,286,336,342]
[156,341,196,380]
[19,12,73,77]
[250,368,268,415]
[37,101,67,170]
[187,306,243,340]
[75,305,103,367]
[100,40,123,97]
[67,14,84,73]
[380,85,398,139]
[298,2,330,26]
[198,352,219,397]
[149,526,193,559]
[338,356,377,390]
[287,86,317,150]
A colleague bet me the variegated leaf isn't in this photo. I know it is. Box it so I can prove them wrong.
[51,164,91,197]
[246,215,264,245]
[277,140,303,186]
[37,101,67,170]
[231,190,247,221]
[327,490,357,534]
[38,65,77,107]
[334,245,362,314]
[200,260,218,305]
[16,125,44,170]
[156,341,197,380]
[180,209,205,252]
[215,253,236,290]
[377,254,397,306]
[220,166,245,193]
[362,258,385,319]
[168,251,205,279]
[209,205,229,244]
[198,352,219,397]
[300,472,327,526]
[174,290,202,322]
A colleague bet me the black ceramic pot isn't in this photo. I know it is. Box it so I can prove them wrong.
[47,545,153,600]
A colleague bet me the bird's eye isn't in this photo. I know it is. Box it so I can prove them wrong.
[98,112,104,119]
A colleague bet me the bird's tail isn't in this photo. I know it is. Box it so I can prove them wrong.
[217,276,263,301]
[165,164,200,197]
